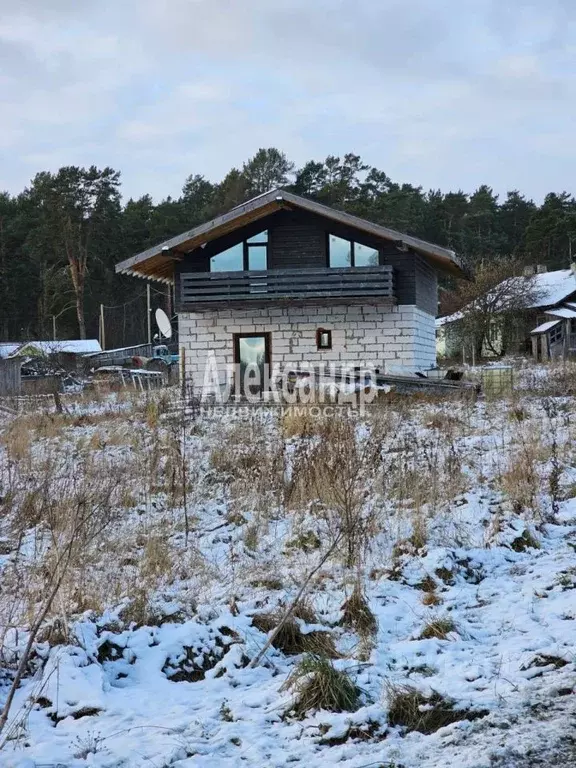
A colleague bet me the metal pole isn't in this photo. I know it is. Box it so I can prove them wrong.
[100,304,106,350]
[180,346,186,400]
[147,283,152,346]
[52,315,56,341]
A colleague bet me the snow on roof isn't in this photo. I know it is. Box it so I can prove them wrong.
[528,269,576,307]
[436,315,456,327]
[545,307,576,319]
[439,268,576,326]
[0,343,19,359]
[9,339,102,357]
[531,319,561,334]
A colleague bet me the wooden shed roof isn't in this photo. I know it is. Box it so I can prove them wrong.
[115,189,468,283]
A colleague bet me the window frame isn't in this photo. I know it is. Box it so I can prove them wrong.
[326,234,380,268]
[549,323,563,346]
[210,230,268,273]
[316,328,332,350]
[244,239,268,271]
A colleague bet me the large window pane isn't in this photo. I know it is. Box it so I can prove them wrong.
[329,235,351,268]
[210,243,244,272]
[354,242,379,266]
[248,246,267,270]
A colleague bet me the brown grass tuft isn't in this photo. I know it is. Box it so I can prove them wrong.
[340,584,378,637]
[252,611,340,658]
[418,617,456,640]
[283,654,359,719]
[386,683,487,734]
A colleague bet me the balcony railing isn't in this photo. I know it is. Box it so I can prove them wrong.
[179,265,394,308]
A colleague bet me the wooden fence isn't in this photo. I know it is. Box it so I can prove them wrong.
[0,358,21,396]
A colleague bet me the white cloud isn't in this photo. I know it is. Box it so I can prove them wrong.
[1,0,576,201]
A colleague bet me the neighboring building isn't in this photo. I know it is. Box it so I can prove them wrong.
[8,339,102,357]
[115,189,467,393]
[0,343,19,359]
[437,266,576,361]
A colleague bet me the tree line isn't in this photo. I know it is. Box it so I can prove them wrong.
[1,147,575,345]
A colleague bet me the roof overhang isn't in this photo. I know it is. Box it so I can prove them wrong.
[115,189,470,283]
[545,307,576,319]
[531,319,561,334]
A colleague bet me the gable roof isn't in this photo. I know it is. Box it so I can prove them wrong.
[437,268,576,327]
[115,188,468,282]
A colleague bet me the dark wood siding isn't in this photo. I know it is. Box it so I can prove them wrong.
[414,254,438,315]
[174,208,439,314]
[381,247,416,305]
[378,249,438,314]
[269,222,326,269]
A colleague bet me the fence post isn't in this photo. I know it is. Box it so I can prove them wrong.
[180,346,186,401]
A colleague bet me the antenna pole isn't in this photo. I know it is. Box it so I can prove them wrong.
[100,304,106,350]
[147,283,152,346]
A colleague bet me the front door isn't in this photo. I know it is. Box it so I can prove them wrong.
[234,333,271,397]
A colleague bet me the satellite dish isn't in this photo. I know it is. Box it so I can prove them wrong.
[155,308,173,340]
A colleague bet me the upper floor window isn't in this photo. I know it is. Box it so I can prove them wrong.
[210,230,268,272]
[247,230,267,270]
[328,235,379,268]
[354,242,379,267]
[329,235,352,268]
[210,243,244,272]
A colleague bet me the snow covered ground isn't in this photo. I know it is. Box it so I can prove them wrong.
[1,384,576,767]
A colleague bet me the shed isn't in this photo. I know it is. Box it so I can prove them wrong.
[0,358,21,396]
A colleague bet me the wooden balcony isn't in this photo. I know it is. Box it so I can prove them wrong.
[179,265,395,309]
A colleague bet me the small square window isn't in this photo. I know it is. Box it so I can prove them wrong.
[316,328,332,350]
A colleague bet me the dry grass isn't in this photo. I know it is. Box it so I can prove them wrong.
[0,380,568,740]
[140,535,173,580]
[283,654,359,719]
[282,406,324,438]
[421,591,442,607]
[2,425,31,462]
[498,445,543,516]
[386,683,487,734]
[418,617,456,640]
[340,584,378,637]
[286,415,385,567]
[251,611,340,658]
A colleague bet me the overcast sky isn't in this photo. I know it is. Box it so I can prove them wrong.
[1,0,575,203]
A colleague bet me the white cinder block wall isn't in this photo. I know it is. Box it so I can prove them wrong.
[179,303,436,392]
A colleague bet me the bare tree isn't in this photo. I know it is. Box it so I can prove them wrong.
[449,260,544,357]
